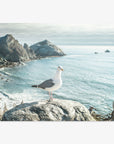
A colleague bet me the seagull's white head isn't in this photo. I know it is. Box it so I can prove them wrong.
[58,66,63,71]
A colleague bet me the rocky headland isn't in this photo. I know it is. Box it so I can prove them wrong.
[0,34,65,68]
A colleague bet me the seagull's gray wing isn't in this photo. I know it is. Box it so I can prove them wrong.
[32,79,55,89]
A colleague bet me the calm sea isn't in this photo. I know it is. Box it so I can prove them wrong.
[0,45,114,115]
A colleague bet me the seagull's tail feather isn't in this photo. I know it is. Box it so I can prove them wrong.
[32,85,39,88]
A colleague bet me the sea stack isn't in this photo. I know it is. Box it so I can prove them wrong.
[105,49,110,53]
[94,52,98,54]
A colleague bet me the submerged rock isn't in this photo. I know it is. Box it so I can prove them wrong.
[30,40,65,57]
[2,99,95,121]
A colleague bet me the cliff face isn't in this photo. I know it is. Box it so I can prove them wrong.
[2,99,95,121]
[0,34,35,62]
[30,40,65,57]
[23,43,36,59]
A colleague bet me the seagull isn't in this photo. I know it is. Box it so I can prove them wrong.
[32,66,63,101]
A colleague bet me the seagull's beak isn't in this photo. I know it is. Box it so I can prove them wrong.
[61,68,64,71]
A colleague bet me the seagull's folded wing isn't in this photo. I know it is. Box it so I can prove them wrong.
[38,79,55,89]
[32,79,55,89]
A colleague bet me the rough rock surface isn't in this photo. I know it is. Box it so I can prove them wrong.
[23,43,36,59]
[30,40,65,57]
[0,34,35,62]
[2,99,95,121]
[111,102,114,121]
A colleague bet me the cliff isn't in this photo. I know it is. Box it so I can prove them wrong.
[0,35,65,67]
[0,34,34,62]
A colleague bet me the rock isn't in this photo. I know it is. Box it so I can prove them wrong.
[0,109,3,120]
[3,103,8,114]
[89,106,96,114]
[111,111,114,121]
[2,99,95,121]
[111,101,114,121]
[0,34,35,62]
[23,43,36,59]
[94,52,98,54]
[30,40,65,57]
[105,49,110,53]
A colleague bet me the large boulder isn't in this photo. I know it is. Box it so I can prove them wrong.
[2,99,95,121]
[0,34,35,62]
[30,40,65,57]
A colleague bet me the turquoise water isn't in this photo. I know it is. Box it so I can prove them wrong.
[0,45,114,115]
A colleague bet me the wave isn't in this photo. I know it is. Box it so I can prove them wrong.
[0,67,5,71]
[81,79,114,89]
[66,54,84,58]
[0,71,11,76]
[0,90,14,100]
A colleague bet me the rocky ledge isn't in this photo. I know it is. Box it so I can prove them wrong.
[2,99,95,121]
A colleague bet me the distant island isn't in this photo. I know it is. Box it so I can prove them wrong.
[0,34,65,68]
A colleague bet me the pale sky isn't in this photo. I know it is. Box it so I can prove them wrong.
[0,23,114,45]
[0,0,114,45]
[0,0,114,24]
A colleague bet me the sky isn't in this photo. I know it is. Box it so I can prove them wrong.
[0,0,114,46]
[0,0,114,24]
[0,23,114,46]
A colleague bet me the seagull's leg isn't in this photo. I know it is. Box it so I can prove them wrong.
[49,91,50,99]
[48,91,50,101]
[48,91,53,102]
[51,92,53,101]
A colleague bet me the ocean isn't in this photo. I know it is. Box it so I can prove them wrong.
[0,45,114,115]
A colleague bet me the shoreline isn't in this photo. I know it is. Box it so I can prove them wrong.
[0,55,65,69]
